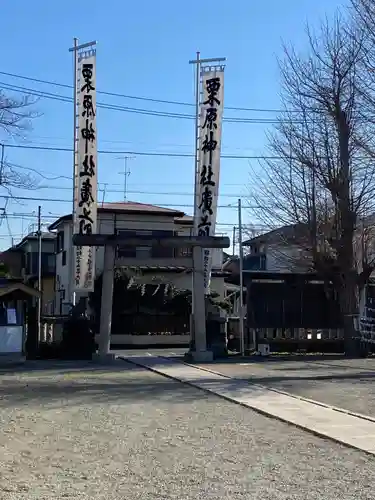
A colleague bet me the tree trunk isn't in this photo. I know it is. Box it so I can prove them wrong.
[338,272,360,357]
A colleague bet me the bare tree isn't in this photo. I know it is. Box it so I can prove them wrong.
[0,90,39,193]
[351,0,375,147]
[0,91,38,136]
[351,0,375,43]
[249,14,375,354]
[241,223,265,255]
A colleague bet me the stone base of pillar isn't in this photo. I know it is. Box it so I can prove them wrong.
[92,353,116,364]
[184,350,214,363]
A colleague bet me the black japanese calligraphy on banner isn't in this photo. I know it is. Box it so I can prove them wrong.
[196,70,224,292]
[73,53,98,292]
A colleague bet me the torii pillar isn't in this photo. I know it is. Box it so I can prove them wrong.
[190,245,212,361]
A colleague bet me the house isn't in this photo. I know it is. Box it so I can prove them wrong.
[0,278,41,364]
[0,232,56,315]
[238,220,375,351]
[242,223,311,273]
[48,201,226,345]
[223,224,345,352]
[222,223,311,292]
[222,223,308,314]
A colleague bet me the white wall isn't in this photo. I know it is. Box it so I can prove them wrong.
[265,243,311,273]
[21,238,55,254]
[211,247,223,270]
[53,222,70,313]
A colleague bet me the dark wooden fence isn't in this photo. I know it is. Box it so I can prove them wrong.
[111,313,190,336]
[246,276,344,352]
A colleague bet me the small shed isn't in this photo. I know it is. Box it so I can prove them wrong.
[0,280,40,363]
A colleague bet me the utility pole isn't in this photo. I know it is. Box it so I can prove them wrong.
[232,226,236,256]
[238,199,245,356]
[37,205,42,344]
[117,156,135,201]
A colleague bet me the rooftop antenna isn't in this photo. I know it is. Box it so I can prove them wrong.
[117,156,135,201]
[101,183,107,206]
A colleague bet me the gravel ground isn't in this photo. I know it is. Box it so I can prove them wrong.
[195,357,375,417]
[0,360,375,499]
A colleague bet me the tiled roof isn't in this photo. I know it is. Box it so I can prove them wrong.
[0,279,41,298]
[48,201,186,231]
[242,223,308,246]
[101,201,184,215]
[174,215,193,224]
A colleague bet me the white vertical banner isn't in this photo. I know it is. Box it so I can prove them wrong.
[196,69,224,293]
[73,52,97,291]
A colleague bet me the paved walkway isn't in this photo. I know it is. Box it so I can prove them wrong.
[123,355,375,456]
[191,356,375,418]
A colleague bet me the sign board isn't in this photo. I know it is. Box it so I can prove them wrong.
[196,69,224,293]
[73,52,97,291]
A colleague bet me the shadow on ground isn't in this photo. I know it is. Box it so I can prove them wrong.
[124,355,375,396]
[0,360,218,408]
[2,356,375,416]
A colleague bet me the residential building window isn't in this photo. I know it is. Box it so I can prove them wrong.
[135,230,152,259]
[176,247,192,258]
[151,230,174,258]
[25,253,56,275]
[116,229,175,259]
[46,254,56,273]
[62,251,67,267]
[21,252,27,271]
[56,231,64,253]
[117,230,136,258]
[26,252,32,274]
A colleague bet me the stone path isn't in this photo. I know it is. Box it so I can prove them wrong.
[124,355,375,456]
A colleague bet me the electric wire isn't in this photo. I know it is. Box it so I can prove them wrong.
[0,69,292,114]
[0,80,289,124]
[0,194,262,210]
[2,212,267,229]
[28,184,254,200]
[0,142,284,160]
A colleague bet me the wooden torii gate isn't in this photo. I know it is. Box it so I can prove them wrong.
[73,233,230,362]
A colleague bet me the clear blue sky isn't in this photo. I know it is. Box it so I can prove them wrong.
[0,0,347,249]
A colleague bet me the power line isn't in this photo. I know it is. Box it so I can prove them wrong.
[0,81,287,124]
[2,212,269,246]
[7,141,357,161]
[0,82,192,120]
[5,157,259,186]
[0,194,258,209]
[34,184,250,199]
[1,142,281,159]
[21,133,265,154]
[2,212,270,229]
[0,69,289,114]
[0,235,25,239]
